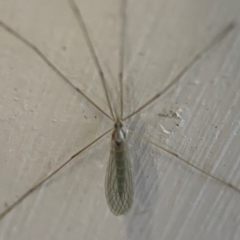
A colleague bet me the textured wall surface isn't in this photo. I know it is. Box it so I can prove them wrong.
[0,0,240,239]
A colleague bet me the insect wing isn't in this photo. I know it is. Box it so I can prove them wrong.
[105,142,133,215]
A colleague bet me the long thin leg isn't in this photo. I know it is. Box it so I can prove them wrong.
[68,0,115,120]
[128,129,240,195]
[123,22,236,121]
[0,20,113,121]
[0,128,112,220]
[119,0,127,119]
[148,138,240,194]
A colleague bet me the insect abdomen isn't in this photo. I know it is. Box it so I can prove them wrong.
[115,150,126,199]
[105,140,133,216]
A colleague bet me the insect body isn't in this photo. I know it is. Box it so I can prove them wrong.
[105,120,133,215]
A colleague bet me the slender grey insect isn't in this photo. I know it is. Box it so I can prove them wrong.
[0,0,237,218]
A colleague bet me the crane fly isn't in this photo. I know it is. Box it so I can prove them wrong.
[0,0,237,218]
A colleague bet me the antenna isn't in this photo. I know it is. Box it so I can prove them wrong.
[68,0,116,121]
[119,0,127,119]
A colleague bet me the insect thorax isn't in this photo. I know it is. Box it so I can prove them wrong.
[112,120,126,150]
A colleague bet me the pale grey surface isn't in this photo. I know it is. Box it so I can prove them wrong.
[0,0,240,239]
